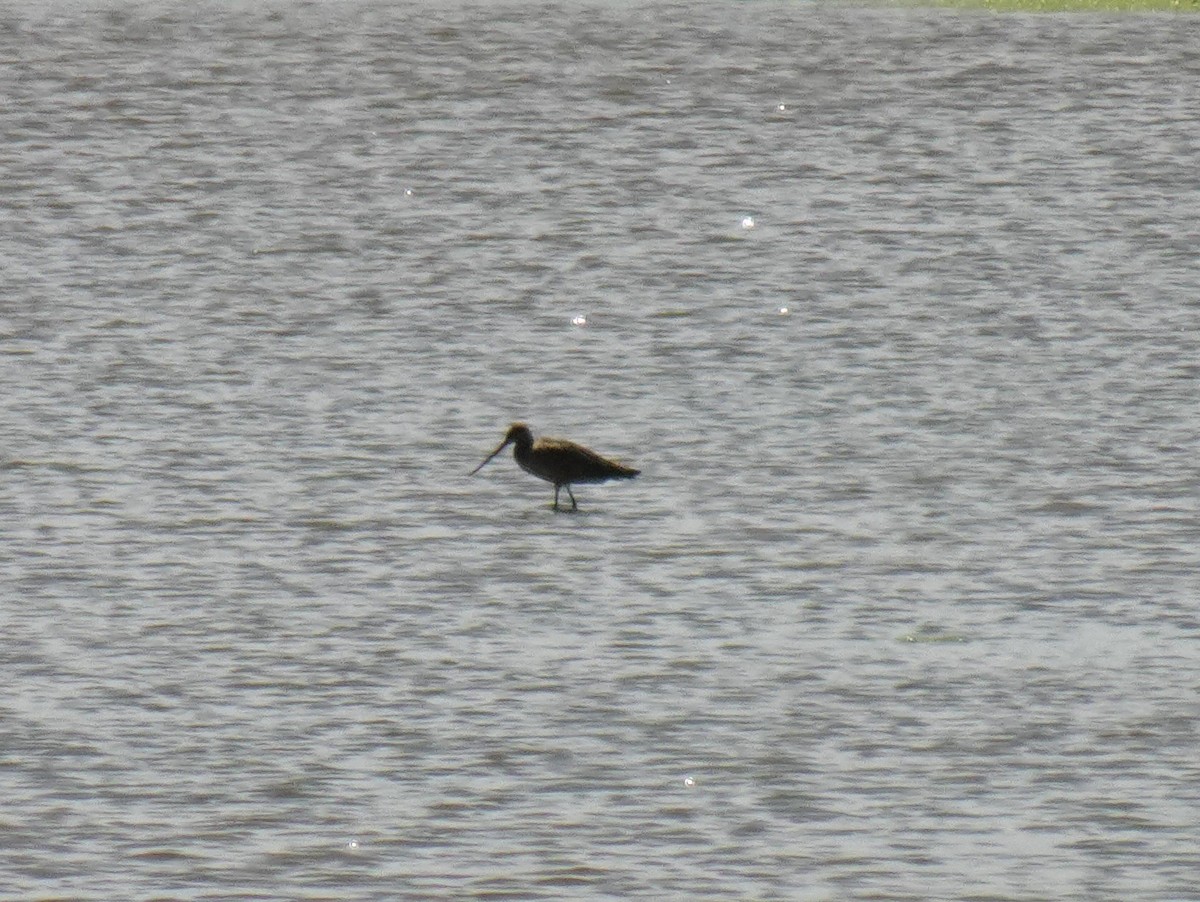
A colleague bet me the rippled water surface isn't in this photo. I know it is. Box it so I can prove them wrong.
[3,0,1200,898]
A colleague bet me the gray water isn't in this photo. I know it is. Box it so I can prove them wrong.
[3,0,1200,898]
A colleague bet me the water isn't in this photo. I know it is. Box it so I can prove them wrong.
[3,0,1199,898]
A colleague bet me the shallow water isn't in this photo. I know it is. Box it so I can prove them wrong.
[3,1,1199,898]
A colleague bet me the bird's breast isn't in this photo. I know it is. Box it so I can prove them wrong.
[514,447,558,484]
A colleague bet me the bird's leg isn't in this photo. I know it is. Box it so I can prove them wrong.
[553,485,560,510]
[567,485,578,510]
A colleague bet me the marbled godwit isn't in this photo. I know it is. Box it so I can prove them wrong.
[469,422,639,510]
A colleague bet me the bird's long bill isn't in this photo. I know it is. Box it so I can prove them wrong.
[469,439,510,476]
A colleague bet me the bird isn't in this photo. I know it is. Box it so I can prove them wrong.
[469,422,639,511]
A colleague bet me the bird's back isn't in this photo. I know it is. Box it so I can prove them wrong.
[531,437,639,485]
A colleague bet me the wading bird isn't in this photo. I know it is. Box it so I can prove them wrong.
[469,422,639,511]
